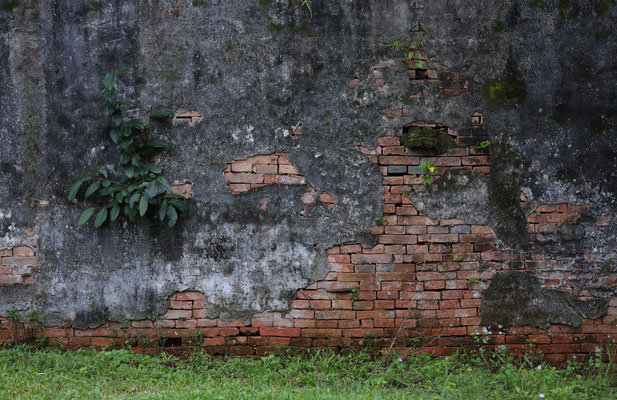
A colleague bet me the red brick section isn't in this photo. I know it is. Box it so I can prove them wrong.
[224,153,305,194]
[175,111,202,123]
[407,57,469,97]
[0,246,36,285]
[371,55,468,97]
[172,182,193,198]
[224,153,335,211]
[527,204,588,242]
[2,117,615,364]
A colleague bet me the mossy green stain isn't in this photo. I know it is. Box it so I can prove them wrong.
[294,26,319,37]
[400,91,419,105]
[595,0,615,14]
[589,114,613,135]
[482,77,526,105]
[559,1,581,19]
[259,0,272,5]
[493,21,508,32]
[268,23,284,33]
[550,104,568,124]
[358,122,371,137]
[0,0,19,11]
[528,0,549,9]
[401,127,455,155]
[159,70,180,82]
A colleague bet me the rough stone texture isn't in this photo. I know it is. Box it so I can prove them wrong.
[0,0,616,347]
[410,170,492,226]
[481,271,607,329]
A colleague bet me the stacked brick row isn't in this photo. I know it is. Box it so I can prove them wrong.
[527,203,589,241]
[224,153,305,194]
[0,246,36,285]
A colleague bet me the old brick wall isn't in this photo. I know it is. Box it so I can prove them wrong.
[3,116,615,364]
[0,1,616,364]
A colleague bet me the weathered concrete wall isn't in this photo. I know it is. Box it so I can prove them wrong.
[1,0,616,360]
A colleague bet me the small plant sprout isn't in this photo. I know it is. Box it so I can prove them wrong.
[418,160,436,186]
[384,41,406,52]
[473,140,491,150]
[468,277,480,283]
[453,255,464,269]
[601,258,613,273]
[350,287,360,302]
[377,217,390,226]
[300,0,312,17]
[384,29,433,69]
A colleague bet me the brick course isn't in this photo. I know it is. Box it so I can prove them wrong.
[0,246,36,285]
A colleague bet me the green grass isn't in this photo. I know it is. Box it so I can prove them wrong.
[0,345,616,399]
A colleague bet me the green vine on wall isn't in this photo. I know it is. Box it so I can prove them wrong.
[67,69,188,228]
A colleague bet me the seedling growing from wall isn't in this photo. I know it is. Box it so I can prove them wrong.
[418,160,437,186]
[68,70,188,228]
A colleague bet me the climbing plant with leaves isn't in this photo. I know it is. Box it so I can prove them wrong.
[67,69,188,228]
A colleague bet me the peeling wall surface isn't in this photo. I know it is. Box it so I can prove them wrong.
[1,0,617,360]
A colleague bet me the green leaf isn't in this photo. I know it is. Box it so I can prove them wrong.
[117,68,132,76]
[99,188,113,196]
[110,205,120,222]
[151,109,174,118]
[116,99,136,109]
[159,201,168,221]
[148,139,168,148]
[68,181,84,201]
[84,180,101,198]
[120,137,134,149]
[97,168,108,178]
[112,113,122,126]
[110,129,121,143]
[115,191,125,203]
[102,180,111,187]
[169,199,188,214]
[129,192,141,207]
[94,208,108,228]
[601,259,612,273]
[147,165,162,174]
[145,181,162,199]
[119,153,131,165]
[126,168,135,179]
[78,207,96,226]
[128,120,146,131]
[131,154,141,166]
[103,72,117,92]
[158,177,174,193]
[167,205,178,227]
[415,60,424,69]
[139,195,148,217]
[102,89,115,103]
[128,207,137,222]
